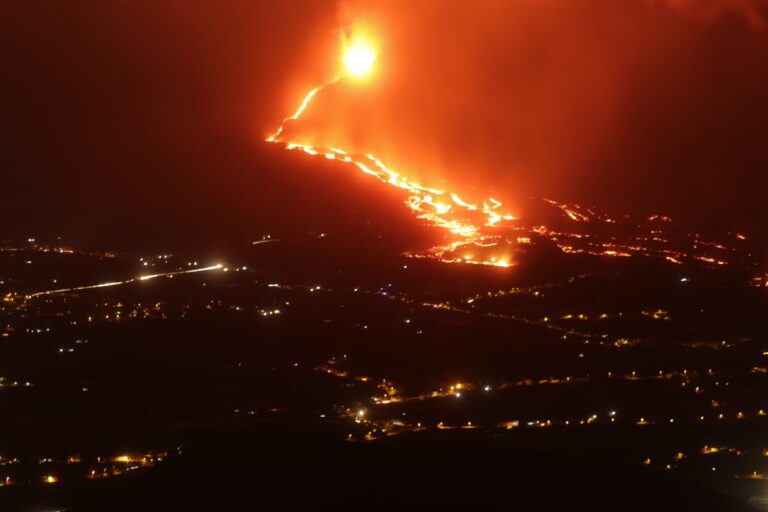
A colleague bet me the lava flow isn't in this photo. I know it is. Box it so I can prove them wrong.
[266,36,518,268]
[265,34,756,274]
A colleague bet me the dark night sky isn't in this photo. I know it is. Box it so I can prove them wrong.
[1,1,766,248]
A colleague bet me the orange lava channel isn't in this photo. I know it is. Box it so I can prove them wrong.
[265,55,517,267]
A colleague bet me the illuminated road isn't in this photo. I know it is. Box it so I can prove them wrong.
[25,264,223,298]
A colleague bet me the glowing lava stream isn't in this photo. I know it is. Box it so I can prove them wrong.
[266,38,517,268]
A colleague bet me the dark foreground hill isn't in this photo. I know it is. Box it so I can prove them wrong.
[2,425,756,511]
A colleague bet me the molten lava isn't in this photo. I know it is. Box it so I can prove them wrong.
[266,35,518,267]
[264,33,747,272]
